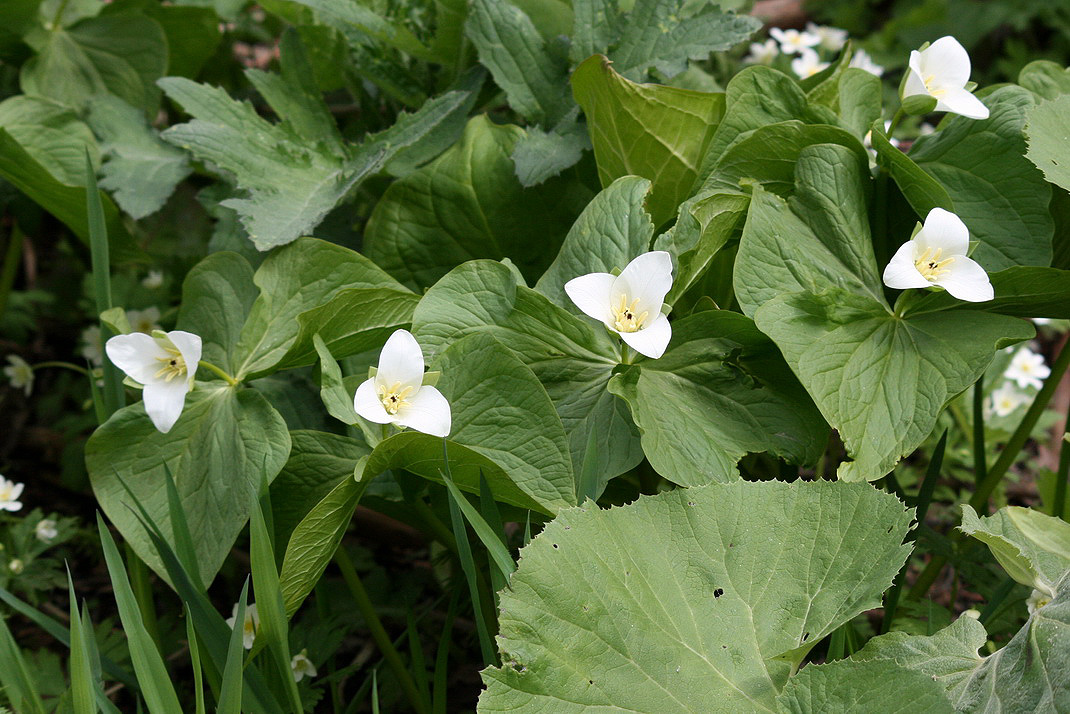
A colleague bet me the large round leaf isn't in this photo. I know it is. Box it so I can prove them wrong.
[479,480,913,712]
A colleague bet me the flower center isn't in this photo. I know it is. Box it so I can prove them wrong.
[914,247,954,281]
[922,74,946,97]
[378,381,415,415]
[154,345,188,382]
[611,294,648,333]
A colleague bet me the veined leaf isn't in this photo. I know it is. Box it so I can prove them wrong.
[0,95,99,185]
[777,659,953,713]
[1018,60,1070,101]
[959,505,1070,594]
[176,251,258,378]
[1025,93,1070,194]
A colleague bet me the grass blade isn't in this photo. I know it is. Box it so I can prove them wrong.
[67,569,97,714]
[217,579,249,714]
[164,464,206,593]
[407,612,430,706]
[0,612,47,714]
[97,515,183,713]
[441,470,515,583]
[445,486,494,665]
[431,589,460,714]
[187,605,207,714]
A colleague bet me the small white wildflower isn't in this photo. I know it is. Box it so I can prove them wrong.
[805,22,848,52]
[105,330,202,433]
[80,325,103,367]
[7,559,23,575]
[0,476,24,512]
[849,48,884,76]
[141,270,164,289]
[770,27,820,55]
[35,519,58,543]
[291,649,317,682]
[3,355,33,396]
[1005,347,1050,390]
[882,208,993,302]
[1027,589,1051,615]
[791,48,829,79]
[126,307,162,335]
[988,382,1027,417]
[225,603,260,649]
[744,39,779,65]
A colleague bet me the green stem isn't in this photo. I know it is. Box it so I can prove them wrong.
[196,360,238,387]
[334,547,429,714]
[51,0,71,29]
[973,376,987,489]
[886,107,906,136]
[0,224,22,322]
[1054,398,1070,520]
[909,340,1070,599]
[33,361,90,376]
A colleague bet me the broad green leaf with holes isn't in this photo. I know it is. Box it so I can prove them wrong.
[478,480,913,712]
[572,55,726,227]
[608,310,826,486]
[413,260,643,494]
[776,659,953,714]
[86,384,290,587]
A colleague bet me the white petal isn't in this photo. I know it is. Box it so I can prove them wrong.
[917,207,970,256]
[936,87,989,119]
[168,331,203,386]
[353,378,393,424]
[10,483,23,500]
[564,272,616,324]
[883,242,931,289]
[614,252,673,313]
[935,255,993,302]
[397,386,451,437]
[922,36,971,88]
[902,66,928,99]
[619,313,672,359]
[142,378,190,433]
[375,330,424,389]
[106,332,168,384]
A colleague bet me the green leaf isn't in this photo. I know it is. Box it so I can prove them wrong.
[96,515,183,714]
[143,4,221,79]
[909,86,1053,270]
[734,146,882,317]
[413,260,642,495]
[270,429,370,551]
[217,580,248,714]
[701,120,869,197]
[361,332,576,514]
[231,238,414,380]
[571,55,726,227]
[959,505,1070,593]
[478,480,914,711]
[159,71,475,250]
[85,94,191,219]
[0,613,47,714]
[1018,60,1070,101]
[465,0,571,125]
[856,574,1070,712]
[85,384,291,586]
[754,289,1033,482]
[870,121,954,219]
[534,175,655,308]
[1025,93,1070,194]
[608,0,760,80]
[0,95,99,185]
[365,115,592,289]
[67,574,96,714]
[20,13,167,112]
[696,66,839,188]
[177,251,258,378]
[608,310,827,486]
[834,68,883,139]
[903,266,1070,319]
[0,128,138,261]
[287,0,435,61]
[776,659,954,714]
[510,123,590,187]
[441,473,516,582]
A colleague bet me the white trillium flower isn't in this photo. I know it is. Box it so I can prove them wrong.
[902,36,989,120]
[791,48,828,79]
[770,27,820,54]
[35,518,58,543]
[849,48,884,77]
[0,476,24,512]
[1005,347,1050,390]
[105,330,202,434]
[353,330,451,437]
[805,22,848,52]
[565,251,674,360]
[882,208,993,302]
[225,603,260,649]
[291,650,317,682]
[4,355,33,396]
[988,382,1027,417]
[744,39,779,65]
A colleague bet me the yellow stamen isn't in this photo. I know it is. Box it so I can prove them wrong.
[153,345,188,382]
[611,294,648,333]
[377,381,415,415]
[923,75,946,98]
[915,246,954,281]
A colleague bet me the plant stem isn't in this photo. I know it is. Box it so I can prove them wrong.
[973,376,987,488]
[33,361,90,376]
[334,547,429,714]
[196,360,238,387]
[0,224,22,321]
[1054,398,1070,520]
[50,0,71,29]
[909,340,1070,599]
[886,107,906,136]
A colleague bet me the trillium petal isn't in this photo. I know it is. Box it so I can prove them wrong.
[106,332,168,384]
[902,67,928,99]
[922,36,971,88]
[375,329,424,389]
[353,378,393,424]
[168,331,203,386]
[936,87,989,120]
[917,207,970,256]
[142,378,190,433]
[936,255,993,302]
[564,272,616,324]
[397,386,451,437]
[882,242,931,289]
[613,251,673,313]
[619,313,672,359]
